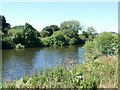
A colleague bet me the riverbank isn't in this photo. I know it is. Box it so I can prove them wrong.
[2,55,118,89]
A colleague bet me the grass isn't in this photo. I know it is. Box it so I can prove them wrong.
[1,56,118,89]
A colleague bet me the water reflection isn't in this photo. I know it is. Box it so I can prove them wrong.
[2,45,84,81]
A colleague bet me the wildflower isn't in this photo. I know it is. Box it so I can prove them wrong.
[77,75,83,80]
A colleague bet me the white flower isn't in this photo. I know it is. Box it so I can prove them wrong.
[77,75,83,80]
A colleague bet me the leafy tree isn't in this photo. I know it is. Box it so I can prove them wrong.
[52,31,67,46]
[42,26,53,36]
[60,20,82,33]
[50,25,59,32]
[79,31,88,41]
[62,29,84,45]
[87,27,96,35]
[79,27,97,42]
[23,23,41,47]
[40,31,50,38]
[42,25,59,37]
[8,26,25,44]
[2,37,14,49]
[63,29,78,38]
[41,37,53,47]
[86,27,96,42]
[0,15,11,34]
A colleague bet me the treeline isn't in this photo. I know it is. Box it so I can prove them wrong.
[0,15,98,49]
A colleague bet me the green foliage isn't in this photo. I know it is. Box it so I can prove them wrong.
[79,31,88,41]
[60,20,82,33]
[51,31,67,46]
[1,19,85,49]
[62,29,78,38]
[0,15,11,34]
[79,27,97,42]
[41,37,53,47]
[42,26,53,36]
[87,27,96,35]
[42,25,59,37]
[15,43,25,49]
[41,29,84,47]
[8,26,25,44]
[2,36,14,49]
[83,32,118,60]
[94,32,118,56]
[41,31,67,46]
[40,31,50,38]
[23,23,42,47]
[50,25,60,32]
[83,42,99,60]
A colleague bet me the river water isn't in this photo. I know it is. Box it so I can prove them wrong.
[2,45,84,81]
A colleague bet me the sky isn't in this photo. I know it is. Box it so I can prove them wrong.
[1,2,118,33]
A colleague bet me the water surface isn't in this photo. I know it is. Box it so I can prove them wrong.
[2,45,84,81]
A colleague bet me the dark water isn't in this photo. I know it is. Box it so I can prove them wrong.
[2,45,84,81]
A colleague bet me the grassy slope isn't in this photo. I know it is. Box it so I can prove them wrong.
[2,56,118,89]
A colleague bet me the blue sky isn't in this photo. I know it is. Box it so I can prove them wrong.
[1,2,118,33]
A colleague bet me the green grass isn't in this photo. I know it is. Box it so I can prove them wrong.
[1,56,118,89]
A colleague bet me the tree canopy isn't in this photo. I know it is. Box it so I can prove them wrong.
[0,15,11,34]
[60,20,82,33]
[41,25,59,37]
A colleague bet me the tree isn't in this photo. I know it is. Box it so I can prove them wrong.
[0,15,11,34]
[50,25,59,32]
[40,31,50,38]
[42,25,59,37]
[2,37,14,49]
[79,27,97,42]
[23,23,41,47]
[87,27,96,42]
[60,20,82,33]
[87,27,96,35]
[8,26,25,44]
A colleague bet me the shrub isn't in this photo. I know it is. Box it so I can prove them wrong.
[41,37,53,47]
[83,41,99,60]
[83,32,118,60]
[52,31,67,46]
[2,36,14,49]
[94,32,118,56]
[40,31,50,38]
[8,28,25,44]
[23,23,42,48]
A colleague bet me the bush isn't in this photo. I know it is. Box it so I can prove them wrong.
[23,23,42,48]
[94,32,118,56]
[15,43,25,49]
[52,31,67,46]
[83,32,118,60]
[83,41,99,60]
[2,36,14,49]
[40,31,50,38]
[8,28,25,44]
[41,37,53,47]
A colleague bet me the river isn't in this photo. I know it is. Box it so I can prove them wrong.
[2,45,84,81]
